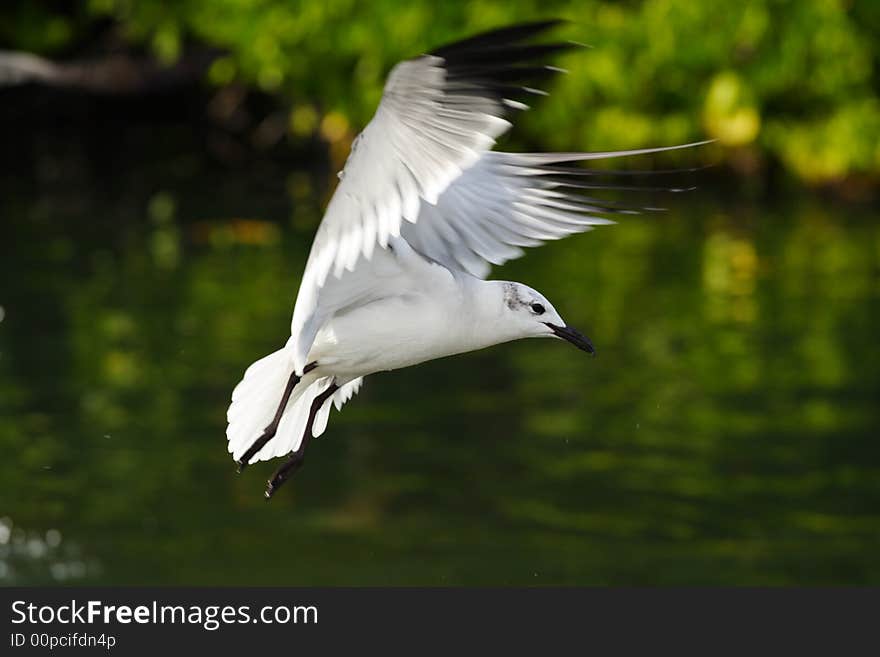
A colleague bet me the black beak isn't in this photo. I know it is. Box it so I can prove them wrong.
[545,323,596,356]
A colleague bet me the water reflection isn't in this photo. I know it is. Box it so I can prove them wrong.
[0,517,97,584]
[1,165,878,585]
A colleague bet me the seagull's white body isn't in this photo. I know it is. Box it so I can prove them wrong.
[225,21,704,494]
[306,240,461,377]
[307,240,534,378]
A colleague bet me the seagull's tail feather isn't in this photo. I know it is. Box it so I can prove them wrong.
[226,345,364,464]
[226,345,297,463]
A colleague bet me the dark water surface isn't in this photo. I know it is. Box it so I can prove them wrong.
[2,152,879,585]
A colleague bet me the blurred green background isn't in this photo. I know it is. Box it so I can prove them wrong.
[1,1,879,585]
[4,0,880,185]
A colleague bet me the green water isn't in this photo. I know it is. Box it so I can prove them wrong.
[2,158,879,585]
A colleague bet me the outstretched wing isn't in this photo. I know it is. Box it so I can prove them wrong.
[289,20,573,372]
[288,20,709,373]
[401,144,707,278]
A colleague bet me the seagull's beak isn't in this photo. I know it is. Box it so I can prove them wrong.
[545,323,596,356]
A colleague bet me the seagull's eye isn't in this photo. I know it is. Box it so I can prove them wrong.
[530,303,545,315]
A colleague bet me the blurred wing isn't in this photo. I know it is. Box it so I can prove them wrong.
[402,143,708,277]
[289,20,573,372]
[312,376,366,439]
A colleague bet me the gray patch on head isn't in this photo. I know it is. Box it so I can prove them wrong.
[503,282,524,310]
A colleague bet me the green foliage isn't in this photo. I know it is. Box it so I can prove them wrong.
[6,0,879,183]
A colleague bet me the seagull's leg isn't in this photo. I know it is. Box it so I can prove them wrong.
[237,361,317,473]
[265,382,339,499]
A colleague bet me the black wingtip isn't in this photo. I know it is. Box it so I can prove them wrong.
[420,20,576,113]
[431,19,567,57]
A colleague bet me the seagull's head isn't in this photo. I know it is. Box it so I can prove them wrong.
[500,282,595,355]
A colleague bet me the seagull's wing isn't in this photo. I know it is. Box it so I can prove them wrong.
[289,20,573,372]
[400,144,708,278]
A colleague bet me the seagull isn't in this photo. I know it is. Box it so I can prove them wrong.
[227,20,706,498]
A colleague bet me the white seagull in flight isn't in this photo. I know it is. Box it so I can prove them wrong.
[227,20,706,497]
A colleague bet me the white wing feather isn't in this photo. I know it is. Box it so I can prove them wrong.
[402,145,707,277]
